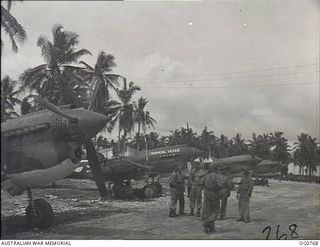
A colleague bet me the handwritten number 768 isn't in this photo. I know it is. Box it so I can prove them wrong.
[262,224,298,240]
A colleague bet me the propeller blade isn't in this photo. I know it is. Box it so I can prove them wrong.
[85,139,109,197]
[37,97,78,123]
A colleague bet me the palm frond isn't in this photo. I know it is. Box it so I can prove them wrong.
[79,61,94,71]
[61,48,92,64]
[18,64,49,92]
[1,6,27,52]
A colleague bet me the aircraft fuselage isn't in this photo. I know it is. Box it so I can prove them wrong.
[101,145,203,181]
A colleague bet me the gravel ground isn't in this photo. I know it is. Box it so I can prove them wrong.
[1,178,319,240]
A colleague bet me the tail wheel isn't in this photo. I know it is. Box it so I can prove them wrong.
[143,184,156,198]
[26,199,53,229]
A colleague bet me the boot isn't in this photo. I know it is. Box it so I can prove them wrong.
[196,209,201,217]
[179,205,185,215]
[244,217,250,223]
[237,217,244,222]
[210,222,216,233]
[169,209,177,217]
[202,222,210,234]
[189,209,194,216]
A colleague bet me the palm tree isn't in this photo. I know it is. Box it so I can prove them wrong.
[106,79,141,152]
[118,80,141,148]
[19,24,91,105]
[248,133,272,159]
[79,51,122,112]
[147,132,160,149]
[231,133,248,155]
[133,97,156,150]
[293,133,320,176]
[1,0,27,52]
[1,75,21,122]
[200,126,217,158]
[269,131,291,164]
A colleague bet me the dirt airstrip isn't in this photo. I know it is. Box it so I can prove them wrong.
[1,178,319,240]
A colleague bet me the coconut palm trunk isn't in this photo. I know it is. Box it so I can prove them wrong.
[137,122,141,151]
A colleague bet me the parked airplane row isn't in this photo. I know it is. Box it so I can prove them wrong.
[1,98,283,229]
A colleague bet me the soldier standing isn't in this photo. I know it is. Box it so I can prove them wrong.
[237,167,254,223]
[219,167,234,220]
[168,164,186,217]
[189,161,206,216]
[201,166,222,233]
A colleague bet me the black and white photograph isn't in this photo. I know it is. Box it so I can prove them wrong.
[1,0,319,242]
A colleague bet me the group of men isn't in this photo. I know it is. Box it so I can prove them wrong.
[168,160,254,233]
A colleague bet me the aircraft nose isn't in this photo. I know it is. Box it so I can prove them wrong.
[78,110,109,138]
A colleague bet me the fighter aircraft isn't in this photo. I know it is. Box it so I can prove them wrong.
[208,155,282,181]
[97,145,204,198]
[208,154,263,174]
[253,159,283,176]
[1,97,109,229]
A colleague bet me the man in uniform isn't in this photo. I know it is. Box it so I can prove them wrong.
[237,167,254,223]
[219,167,234,220]
[168,164,186,217]
[201,166,223,233]
[189,160,206,216]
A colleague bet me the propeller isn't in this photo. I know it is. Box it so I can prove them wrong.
[37,97,109,198]
[84,139,109,197]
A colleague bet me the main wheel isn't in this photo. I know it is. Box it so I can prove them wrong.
[142,184,156,198]
[120,184,134,198]
[26,199,53,229]
[152,182,163,195]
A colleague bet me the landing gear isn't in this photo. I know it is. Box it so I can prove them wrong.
[111,180,134,199]
[142,184,156,198]
[110,175,163,199]
[153,182,163,195]
[25,189,53,229]
[143,175,163,198]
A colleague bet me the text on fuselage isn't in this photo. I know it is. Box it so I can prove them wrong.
[150,149,180,156]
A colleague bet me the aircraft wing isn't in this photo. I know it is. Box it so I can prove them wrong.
[122,160,153,169]
[2,158,79,196]
[101,158,155,181]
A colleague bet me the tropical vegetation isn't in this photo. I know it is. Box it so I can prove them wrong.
[1,11,318,177]
[1,0,27,53]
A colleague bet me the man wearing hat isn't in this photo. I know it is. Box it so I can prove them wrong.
[219,166,234,220]
[189,160,206,216]
[168,164,186,217]
[237,167,254,223]
[201,166,223,233]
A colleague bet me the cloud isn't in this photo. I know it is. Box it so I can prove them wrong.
[1,1,318,143]
[1,53,28,79]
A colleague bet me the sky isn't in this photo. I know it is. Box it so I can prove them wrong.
[1,0,319,143]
